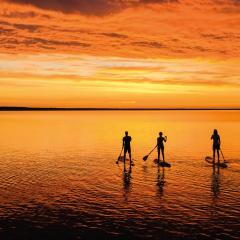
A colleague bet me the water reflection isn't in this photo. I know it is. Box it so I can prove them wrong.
[211,165,220,199]
[123,162,132,201]
[156,165,165,196]
[0,111,240,240]
[142,164,148,175]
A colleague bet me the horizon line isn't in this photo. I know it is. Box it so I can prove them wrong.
[1,107,240,111]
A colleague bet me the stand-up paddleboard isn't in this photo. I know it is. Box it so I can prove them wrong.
[153,159,171,168]
[205,156,227,168]
[116,156,135,166]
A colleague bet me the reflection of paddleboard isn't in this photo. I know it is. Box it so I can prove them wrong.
[153,159,171,168]
[116,156,135,166]
[118,156,130,161]
[205,156,227,168]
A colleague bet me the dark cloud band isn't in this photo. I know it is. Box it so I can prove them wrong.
[6,0,177,15]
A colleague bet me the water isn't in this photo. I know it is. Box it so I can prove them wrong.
[0,111,239,240]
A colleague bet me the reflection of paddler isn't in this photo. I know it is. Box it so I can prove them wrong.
[123,131,133,165]
[123,161,132,200]
[211,165,220,198]
[156,165,165,196]
[211,129,221,164]
[124,161,132,183]
[157,132,167,163]
[157,165,165,186]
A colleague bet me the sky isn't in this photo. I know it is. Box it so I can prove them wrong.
[0,0,240,108]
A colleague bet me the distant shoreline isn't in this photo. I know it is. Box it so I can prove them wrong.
[1,107,240,111]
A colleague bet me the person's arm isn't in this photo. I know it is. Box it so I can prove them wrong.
[164,136,167,142]
[218,136,221,145]
[122,138,125,148]
[211,135,213,140]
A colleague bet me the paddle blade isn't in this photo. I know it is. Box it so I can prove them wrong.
[143,155,149,161]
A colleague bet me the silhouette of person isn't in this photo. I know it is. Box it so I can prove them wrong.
[157,132,167,163]
[123,131,132,164]
[211,129,221,164]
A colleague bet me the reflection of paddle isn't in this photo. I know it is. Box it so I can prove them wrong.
[143,145,157,161]
[116,147,123,164]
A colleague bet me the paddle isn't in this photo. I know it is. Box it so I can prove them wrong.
[143,145,157,161]
[205,148,227,165]
[220,149,227,163]
[116,146,124,164]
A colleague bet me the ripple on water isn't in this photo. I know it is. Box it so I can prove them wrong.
[0,111,240,239]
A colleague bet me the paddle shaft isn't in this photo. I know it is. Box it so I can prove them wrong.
[220,149,226,162]
[118,146,124,160]
[148,145,157,156]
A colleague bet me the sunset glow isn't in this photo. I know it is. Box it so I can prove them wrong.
[1,0,240,107]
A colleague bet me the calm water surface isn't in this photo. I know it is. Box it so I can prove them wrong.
[0,111,239,239]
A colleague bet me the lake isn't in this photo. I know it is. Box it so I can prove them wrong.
[0,111,239,239]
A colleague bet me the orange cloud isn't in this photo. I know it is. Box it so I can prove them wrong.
[0,53,239,107]
[5,0,176,15]
[0,0,239,58]
[0,0,239,107]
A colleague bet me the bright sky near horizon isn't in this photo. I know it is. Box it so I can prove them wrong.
[0,0,240,108]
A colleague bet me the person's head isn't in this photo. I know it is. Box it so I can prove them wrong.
[125,131,128,136]
[213,129,218,135]
[159,132,163,136]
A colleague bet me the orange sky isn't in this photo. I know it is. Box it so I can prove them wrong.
[0,0,240,108]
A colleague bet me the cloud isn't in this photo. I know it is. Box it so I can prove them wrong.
[1,53,239,87]
[131,41,164,49]
[101,32,128,39]
[13,23,40,32]
[0,27,14,35]
[5,0,177,15]
[1,9,50,19]
[0,52,239,108]
[0,37,91,50]
[0,0,239,108]
[24,37,91,47]
[0,20,41,32]
[1,0,240,58]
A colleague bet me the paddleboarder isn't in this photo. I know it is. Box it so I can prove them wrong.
[157,132,167,163]
[123,131,132,164]
[211,129,221,164]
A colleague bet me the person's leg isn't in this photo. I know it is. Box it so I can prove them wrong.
[161,147,165,162]
[217,149,220,163]
[129,148,132,163]
[213,147,215,163]
[124,149,127,163]
[157,147,160,163]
